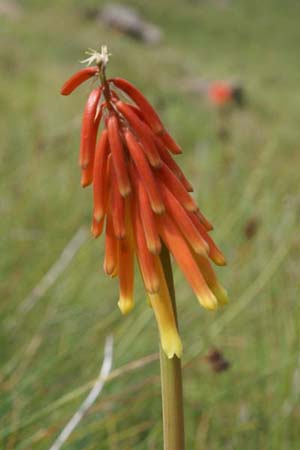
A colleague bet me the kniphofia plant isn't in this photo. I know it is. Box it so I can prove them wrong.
[61,46,227,450]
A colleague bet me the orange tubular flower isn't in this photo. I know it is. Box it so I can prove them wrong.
[61,66,99,95]
[92,129,109,222]
[103,213,118,277]
[61,47,228,358]
[79,87,102,170]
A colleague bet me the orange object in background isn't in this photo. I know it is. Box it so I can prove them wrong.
[208,82,233,106]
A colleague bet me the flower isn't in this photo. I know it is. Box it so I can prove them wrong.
[61,49,228,358]
[208,82,233,106]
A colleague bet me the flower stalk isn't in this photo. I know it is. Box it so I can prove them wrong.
[159,244,185,450]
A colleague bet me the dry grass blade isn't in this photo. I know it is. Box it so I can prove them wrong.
[49,335,114,450]
[19,226,89,314]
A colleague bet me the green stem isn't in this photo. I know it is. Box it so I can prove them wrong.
[159,245,185,450]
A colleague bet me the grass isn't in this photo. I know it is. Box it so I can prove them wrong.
[1,0,300,448]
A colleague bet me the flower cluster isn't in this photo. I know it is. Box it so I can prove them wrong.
[61,49,227,358]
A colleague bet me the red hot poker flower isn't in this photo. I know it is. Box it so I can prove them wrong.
[61,47,228,359]
[208,82,233,106]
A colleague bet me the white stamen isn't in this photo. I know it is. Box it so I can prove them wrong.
[80,45,111,67]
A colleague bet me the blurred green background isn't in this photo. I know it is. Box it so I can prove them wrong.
[1,0,300,448]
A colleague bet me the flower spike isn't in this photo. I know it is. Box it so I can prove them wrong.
[61,47,227,358]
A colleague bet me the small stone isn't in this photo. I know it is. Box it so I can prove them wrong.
[244,217,260,240]
[0,0,22,20]
[205,347,230,373]
[100,4,163,45]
